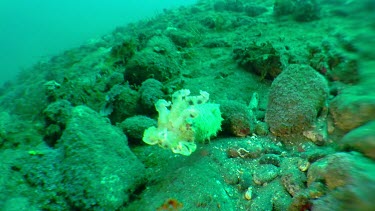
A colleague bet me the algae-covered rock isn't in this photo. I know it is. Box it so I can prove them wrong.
[307,152,375,210]
[126,51,174,85]
[220,100,253,137]
[274,0,320,22]
[253,164,279,185]
[327,57,359,84]
[108,84,140,123]
[59,106,145,210]
[0,111,44,149]
[293,0,320,22]
[165,28,195,48]
[43,100,73,126]
[280,157,307,197]
[20,148,68,210]
[265,64,328,136]
[43,100,73,145]
[259,154,281,167]
[273,0,295,17]
[339,120,375,159]
[119,115,157,143]
[125,35,181,85]
[139,79,165,115]
[330,88,375,131]
[110,38,137,65]
[244,4,267,17]
[233,42,286,80]
[254,122,269,136]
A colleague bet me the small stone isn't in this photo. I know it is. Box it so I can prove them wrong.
[253,164,279,185]
[259,154,281,167]
[244,186,253,200]
[298,159,310,172]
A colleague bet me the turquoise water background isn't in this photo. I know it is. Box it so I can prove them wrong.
[0,0,197,85]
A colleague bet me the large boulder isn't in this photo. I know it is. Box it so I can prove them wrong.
[58,106,145,210]
[265,64,328,136]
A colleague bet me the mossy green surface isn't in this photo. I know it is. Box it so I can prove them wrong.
[0,0,374,210]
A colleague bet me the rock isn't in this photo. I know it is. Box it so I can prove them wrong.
[253,164,279,185]
[273,186,293,211]
[265,64,328,136]
[138,79,165,115]
[339,120,375,159]
[59,106,145,210]
[273,0,320,22]
[307,153,349,190]
[118,115,157,143]
[108,85,140,123]
[233,42,286,80]
[273,0,295,17]
[105,72,125,89]
[43,100,73,126]
[327,57,359,84]
[262,139,284,154]
[125,36,181,85]
[250,180,291,211]
[259,154,281,167]
[306,181,326,199]
[220,100,254,137]
[44,80,61,101]
[307,152,375,210]
[300,145,335,162]
[307,153,360,190]
[293,0,320,22]
[280,157,307,196]
[288,191,312,211]
[329,88,375,131]
[110,38,137,65]
[254,121,269,136]
[43,100,74,145]
[250,188,273,211]
[165,28,195,48]
[239,171,253,191]
[244,5,267,17]
[0,112,44,149]
[44,124,62,146]
[281,172,306,197]
[19,147,68,210]
[225,0,244,12]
